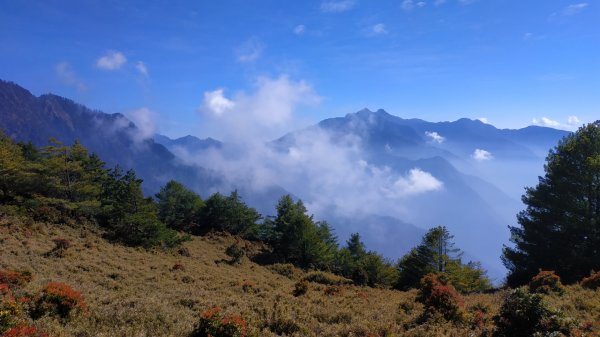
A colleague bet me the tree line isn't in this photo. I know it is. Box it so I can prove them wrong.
[0,131,491,291]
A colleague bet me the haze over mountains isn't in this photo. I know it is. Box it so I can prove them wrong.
[0,79,569,281]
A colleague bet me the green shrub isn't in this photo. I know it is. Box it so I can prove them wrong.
[493,288,570,337]
[302,271,353,285]
[225,244,246,265]
[581,271,600,290]
[529,270,564,294]
[190,307,247,337]
[293,280,308,297]
[268,264,298,279]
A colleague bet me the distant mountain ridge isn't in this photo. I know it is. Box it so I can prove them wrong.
[0,79,220,194]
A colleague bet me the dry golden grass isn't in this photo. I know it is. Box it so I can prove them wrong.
[1,216,599,337]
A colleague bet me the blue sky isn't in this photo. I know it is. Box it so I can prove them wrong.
[1,0,598,138]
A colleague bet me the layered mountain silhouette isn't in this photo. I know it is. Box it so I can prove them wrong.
[0,80,219,194]
[0,80,570,281]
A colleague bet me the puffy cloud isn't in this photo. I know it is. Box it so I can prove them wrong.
[320,0,356,13]
[55,62,86,92]
[235,37,264,63]
[372,23,388,35]
[532,117,561,128]
[293,25,306,35]
[199,75,320,141]
[96,50,127,70]
[135,61,149,77]
[201,89,235,116]
[472,149,493,161]
[568,115,580,125]
[384,168,443,197]
[563,3,588,15]
[425,131,445,143]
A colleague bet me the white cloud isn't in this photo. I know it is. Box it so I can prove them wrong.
[434,0,446,5]
[293,24,306,35]
[135,61,149,77]
[372,23,388,35]
[125,108,158,142]
[477,117,490,124]
[55,62,86,92]
[563,3,588,15]
[532,116,583,131]
[425,131,445,143]
[201,89,235,116]
[532,117,561,128]
[321,0,356,13]
[472,149,493,161]
[523,32,534,40]
[199,75,320,141]
[402,0,415,10]
[568,116,580,125]
[96,50,127,70]
[235,37,264,63]
[402,0,426,10]
[385,168,443,197]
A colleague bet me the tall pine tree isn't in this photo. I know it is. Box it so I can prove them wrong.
[503,121,600,286]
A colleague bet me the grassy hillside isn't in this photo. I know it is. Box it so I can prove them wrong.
[2,217,600,337]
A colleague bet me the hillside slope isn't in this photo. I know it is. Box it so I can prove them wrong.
[1,218,599,337]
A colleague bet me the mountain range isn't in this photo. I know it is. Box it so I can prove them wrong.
[0,79,569,281]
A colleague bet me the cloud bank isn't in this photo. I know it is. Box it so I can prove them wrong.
[184,75,443,220]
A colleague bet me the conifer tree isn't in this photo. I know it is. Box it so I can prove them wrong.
[503,121,600,286]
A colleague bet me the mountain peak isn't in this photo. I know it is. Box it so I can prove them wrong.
[348,108,392,119]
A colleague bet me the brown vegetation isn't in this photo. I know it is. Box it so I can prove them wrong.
[1,216,600,336]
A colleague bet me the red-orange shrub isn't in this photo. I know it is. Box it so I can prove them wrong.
[0,272,32,290]
[33,282,86,319]
[581,271,600,290]
[529,270,564,294]
[1,326,49,337]
[324,285,342,296]
[171,263,185,271]
[191,307,247,337]
[417,273,463,321]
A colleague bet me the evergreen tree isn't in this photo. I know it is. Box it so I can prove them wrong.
[201,190,261,238]
[270,195,337,268]
[503,121,600,286]
[0,131,27,202]
[155,180,204,233]
[395,226,488,292]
